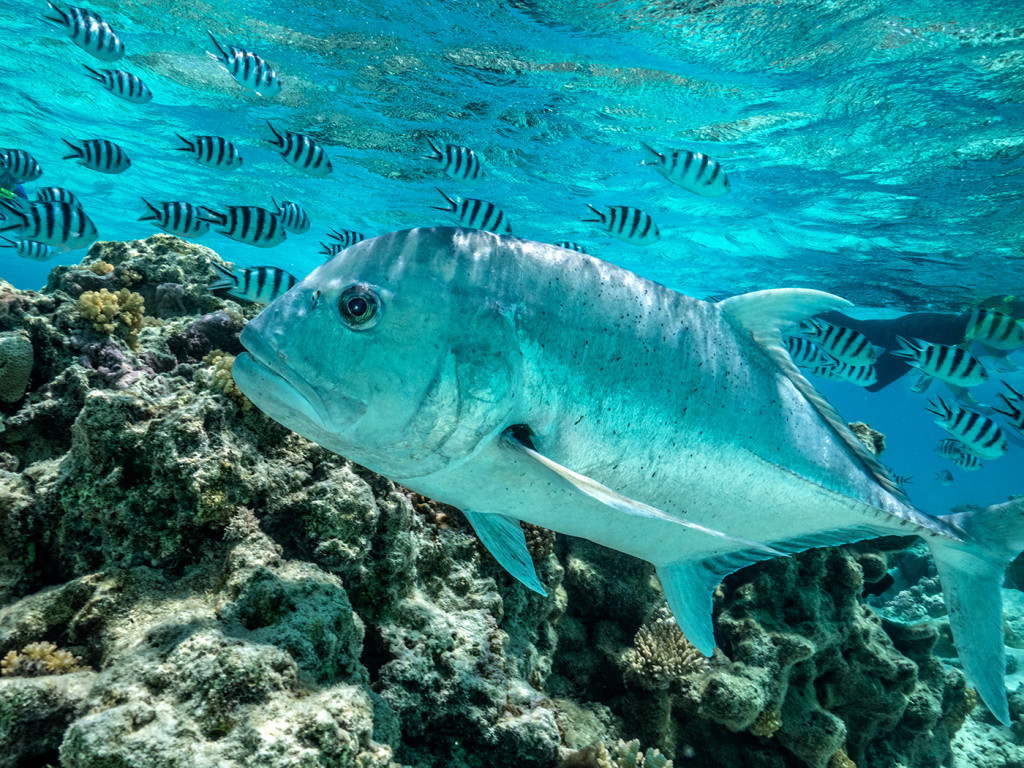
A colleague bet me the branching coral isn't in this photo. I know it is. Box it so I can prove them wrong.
[559,739,673,768]
[1,641,90,676]
[85,260,114,276]
[0,330,33,403]
[524,522,555,562]
[628,605,709,688]
[197,351,251,411]
[77,288,146,350]
[750,703,783,738]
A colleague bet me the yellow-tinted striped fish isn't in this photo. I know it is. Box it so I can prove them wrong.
[965,309,1024,351]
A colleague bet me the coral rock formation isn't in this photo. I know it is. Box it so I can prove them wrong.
[0,329,33,403]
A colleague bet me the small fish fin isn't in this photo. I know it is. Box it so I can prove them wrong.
[83,65,103,81]
[946,383,977,406]
[60,138,81,160]
[890,335,919,360]
[41,0,67,25]
[719,289,909,504]
[265,120,283,145]
[174,133,194,151]
[1003,381,1023,401]
[207,31,228,60]
[209,261,236,289]
[925,396,952,419]
[580,203,604,223]
[431,187,455,212]
[639,142,664,164]
[462,510,546,595]
[138,197,160,221]
[910,373,933,393]
[422,136,443,161]
[500,428,781,554]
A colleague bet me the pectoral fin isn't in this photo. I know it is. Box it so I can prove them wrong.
[500,427,782,555]
[463,510,546,596]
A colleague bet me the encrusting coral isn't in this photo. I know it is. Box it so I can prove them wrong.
[0,330,33,403]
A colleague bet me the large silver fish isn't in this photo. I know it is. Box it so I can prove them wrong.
[233,227,1024,724]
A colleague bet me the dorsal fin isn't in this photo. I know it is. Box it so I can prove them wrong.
[719,288,911,504]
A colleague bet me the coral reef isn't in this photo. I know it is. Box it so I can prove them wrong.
[0,237,1017,767]
[1,641,90,676]
[77,288,146,349]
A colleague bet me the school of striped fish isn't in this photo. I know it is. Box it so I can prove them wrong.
[2,0,1023,492]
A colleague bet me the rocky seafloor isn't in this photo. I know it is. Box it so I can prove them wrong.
[1,235,1023,768]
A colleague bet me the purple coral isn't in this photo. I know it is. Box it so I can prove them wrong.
[167,310,243,363]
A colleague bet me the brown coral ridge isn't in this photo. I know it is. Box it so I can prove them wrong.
[0,237,1004,768]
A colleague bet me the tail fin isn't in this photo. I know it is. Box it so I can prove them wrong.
[929,496,1024,725]
[61,138,82,161]
[422,136,442,161]
[581,203,604,223]
[432,187,455,212]
[208,261,237,291]
[890,335,920,361]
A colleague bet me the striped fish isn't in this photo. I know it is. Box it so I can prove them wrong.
[36,187,81,207]
[965,309,1024,351]
[62,138,130,174]
[641,144,729,198]
[210,262,296,304]
[265,122,331,176]
[42,1,123,61]
[434,189,511,234]
[936,470,954,486]
[200,206,286,248]
[935,439,984,470]
[784,336,835,368]
[0,199,97,250]
[272,199,310,234]
[139,199,216,238]
[0,235,59,261]
[893,475,913,488]
[1,149,43,184]
[582,204,659,246]
[327,228,366,248]
[555,241,589,254]
[797,317,879,365]
[891,336,988,387]
[423,138,482,186]
[993,381,1024,432]
[175,134,242,171]
[319,241,346,259]
[207,32,280,97]
[926,396,1007,459]
[83,66,152,103]
[809,360,877,387]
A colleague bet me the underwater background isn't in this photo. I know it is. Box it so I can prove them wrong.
[2,0,1024,766]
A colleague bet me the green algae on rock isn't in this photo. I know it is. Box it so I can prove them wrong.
[0,237,1015,767]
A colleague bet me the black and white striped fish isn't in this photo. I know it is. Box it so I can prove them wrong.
[582,204,659,246]
[434,189,512,234]
[809,360,877,387]
[641,144,729,198]
[175,134,242,171]
[935,439,984,470]
[42,1,123,61]
[83,66,152,103]
[265,122,331,176]
[200,206,286,248]
[0,235,59,261]
[936,469,954,486]
[319,241,346,259]
[139,199,217,238]
[62,138,130,174]
[210,262,296,304]
[272,199,310,234]
[926,396,1007,459]
[0,199,97,251]
[327,228,366,248]
[892,336,988,388]
[555,241,589,253]
[797,317,879,366]
[36,187,81,207]
[207,32,280,97]
[993,381,1024,432]
[784,336,835,368]
[965,308,1024,351]
[1,149,43,184]
[423,138,482,186]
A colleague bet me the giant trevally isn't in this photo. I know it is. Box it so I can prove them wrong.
[233,227,1024,724]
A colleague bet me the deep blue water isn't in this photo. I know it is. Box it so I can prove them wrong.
[1,0,1022,513]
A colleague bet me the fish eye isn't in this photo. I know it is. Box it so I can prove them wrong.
[338,284,381,329]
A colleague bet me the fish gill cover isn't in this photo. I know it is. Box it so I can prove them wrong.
[1,0,1024,766]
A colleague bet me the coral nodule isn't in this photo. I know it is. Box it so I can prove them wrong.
[77,287,146,349]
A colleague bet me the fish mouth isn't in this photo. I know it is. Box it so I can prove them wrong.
[235,325,366,434]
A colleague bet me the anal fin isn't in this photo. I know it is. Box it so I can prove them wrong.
[463,510,546,596]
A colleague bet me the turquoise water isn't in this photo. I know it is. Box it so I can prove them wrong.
[1,0,1022,511]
